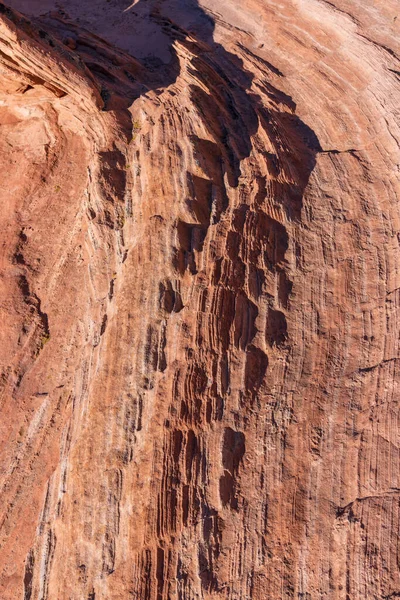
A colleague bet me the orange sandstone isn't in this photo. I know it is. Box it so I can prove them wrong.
[0,1,399,598]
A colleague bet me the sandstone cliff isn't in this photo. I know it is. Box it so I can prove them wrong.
[0,0,399,598]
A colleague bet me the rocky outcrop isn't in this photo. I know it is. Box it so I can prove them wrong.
[0,0,399,598]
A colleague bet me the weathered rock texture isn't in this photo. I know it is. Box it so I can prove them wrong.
[0,0,399,598]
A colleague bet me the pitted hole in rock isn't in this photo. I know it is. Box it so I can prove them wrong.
[18,274,31,299]
[108,278,115,301]
[159,279,183,313]
[264,153,281,179]
[144,324,167,373]
[19,230,28,244]
[227,258,247,292]
[175,220,208,274]
[232,203,250,232]
[232,208,289,269]
[224,232,247,290]
[233,291,258,350]
[254,175,268,207]
[184,363,208,401]
[158,324,167,372]
[100,314,107,336]
[189,134,229,217]
[144,325,158,370]
[248,264,265,300]
[176,220,207,253]
[212,257,223,286]
[156,547,165,600]
[222,427,245,473]
[244,345,268,392]
[226,230,241,260]
[214,287,235,353]
[77,563,87,584]
[215,395,224,421]
[182,484,190,526]
[219,427,245,509]
[261,214,289,268]
[186,172,213,224]
[217,355,229,399]
[14,229,28,265]
[185,429,198,482]
[266,308,287,347]
[219,471,236,508]
[277,269,293,309]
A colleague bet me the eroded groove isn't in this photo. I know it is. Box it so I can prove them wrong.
[0,0,398,599]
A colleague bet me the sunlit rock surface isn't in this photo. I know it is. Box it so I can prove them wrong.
[0,0,399,598]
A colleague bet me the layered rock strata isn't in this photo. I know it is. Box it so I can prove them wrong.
[0,0,399,598]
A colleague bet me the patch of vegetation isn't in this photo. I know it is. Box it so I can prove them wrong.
[130,119,142,144]
[40,331,51,348]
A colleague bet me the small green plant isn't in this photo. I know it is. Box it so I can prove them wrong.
[40,331,50,348]
[129,119,142,143]
[54,185,61,193]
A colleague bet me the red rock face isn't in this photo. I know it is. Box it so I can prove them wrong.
[0,1,399,598]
